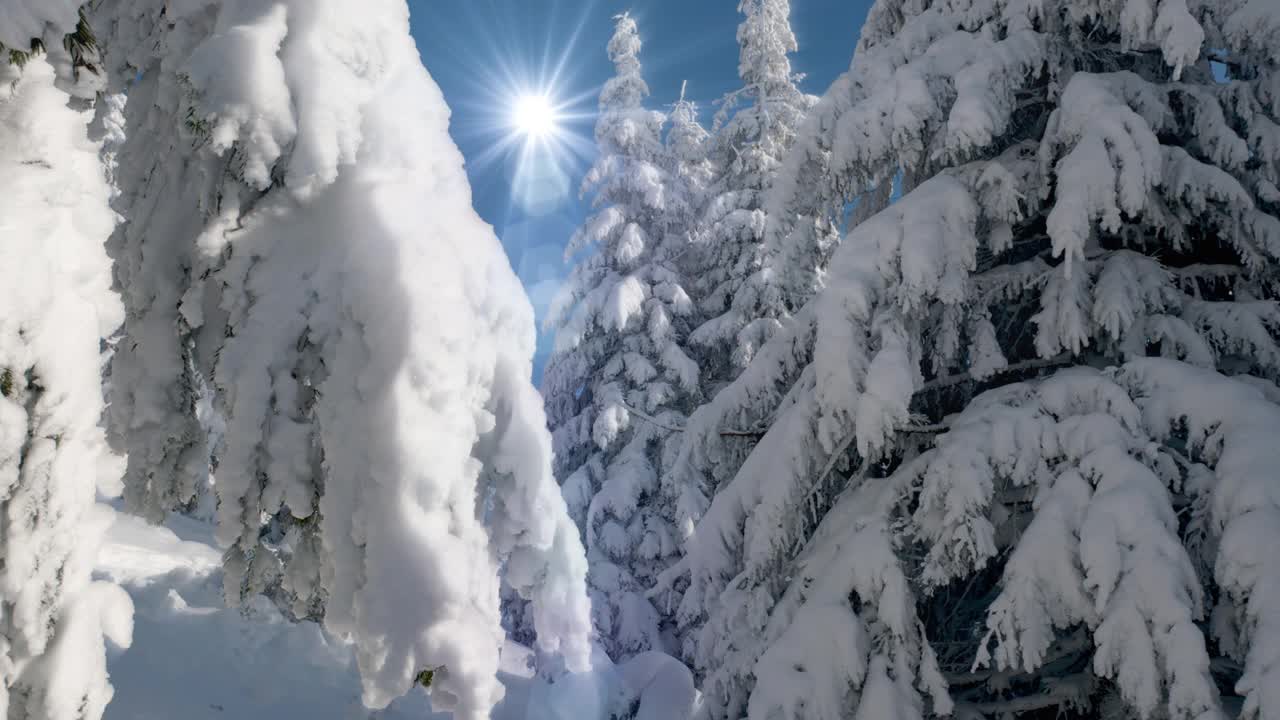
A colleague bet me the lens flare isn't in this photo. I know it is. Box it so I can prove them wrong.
[513,93,559,138]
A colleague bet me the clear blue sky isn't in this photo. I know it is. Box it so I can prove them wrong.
[408,0,873,379]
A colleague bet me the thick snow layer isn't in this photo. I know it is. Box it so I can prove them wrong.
[541,12,695,664]
[0,57,130,720]
[93,1,592,716]
[616,651,700,720]
[0,0,82,49]
[96,504,687,720]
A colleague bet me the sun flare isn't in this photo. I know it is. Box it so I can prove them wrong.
[512,93,559,139]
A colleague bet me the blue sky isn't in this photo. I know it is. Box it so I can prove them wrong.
[408,0,873,378]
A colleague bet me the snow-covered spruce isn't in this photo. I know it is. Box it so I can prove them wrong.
[670,0,1280,718]
[91,1,590,717]
[543,12,702,662]
[686,0,818,387]
[665,84,716,246]
[0,50,133,720]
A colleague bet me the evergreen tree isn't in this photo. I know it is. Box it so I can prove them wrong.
[665,82,716,235]
[687,0,815,390]
[661,84,717,540]
[0,37,133,720]
[671,0,1280,718]
[90,2,591,717]
[544,12,700,660]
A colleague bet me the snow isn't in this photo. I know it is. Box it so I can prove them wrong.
[97,504,464,720]
[90,2,592,716]
[95,506,222,585]
[750,603,867,720]
[0,56,130,720]
[615,651,700,720]
[5,0,1280,718]
[669,0,1280,715]
[689,0,815,372]
[0,0,81,50]
[1079,446,1220,720]
[1119,359,1280,720]
[1043,72,1164,276]
[542,12,698,664]
[96,502,698,720]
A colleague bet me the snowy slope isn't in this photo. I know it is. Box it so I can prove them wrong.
[94,503,694,720]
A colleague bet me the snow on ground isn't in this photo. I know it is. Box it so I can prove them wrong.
[96,502,445,720]
[93,503,695,720]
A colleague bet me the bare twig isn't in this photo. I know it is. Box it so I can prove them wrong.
[902,422,949,433]
[619,402,685,434]
[919,353,1074,394]
[953,692,1076,717]
[719,428,767,438]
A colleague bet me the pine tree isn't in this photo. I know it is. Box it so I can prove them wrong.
[543,12,700,661]
[671,0,1280,718]
[89,2,591,717]
[687,0,815,390]
[665,82,715,233]
[661,84,716,539]
[0,41,133,720]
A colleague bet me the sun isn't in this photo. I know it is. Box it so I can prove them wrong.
[512,93,559,139]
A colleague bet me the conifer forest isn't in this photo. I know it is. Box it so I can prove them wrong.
[0,1,1278,718]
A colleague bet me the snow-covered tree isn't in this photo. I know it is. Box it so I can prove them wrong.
[0,19,134,719]
[665,82,715,234]
[687,0,817,387]
[668,0,1280,718]
[89,1,591,717]
[660,83,716,532]
[543,12,700,661]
